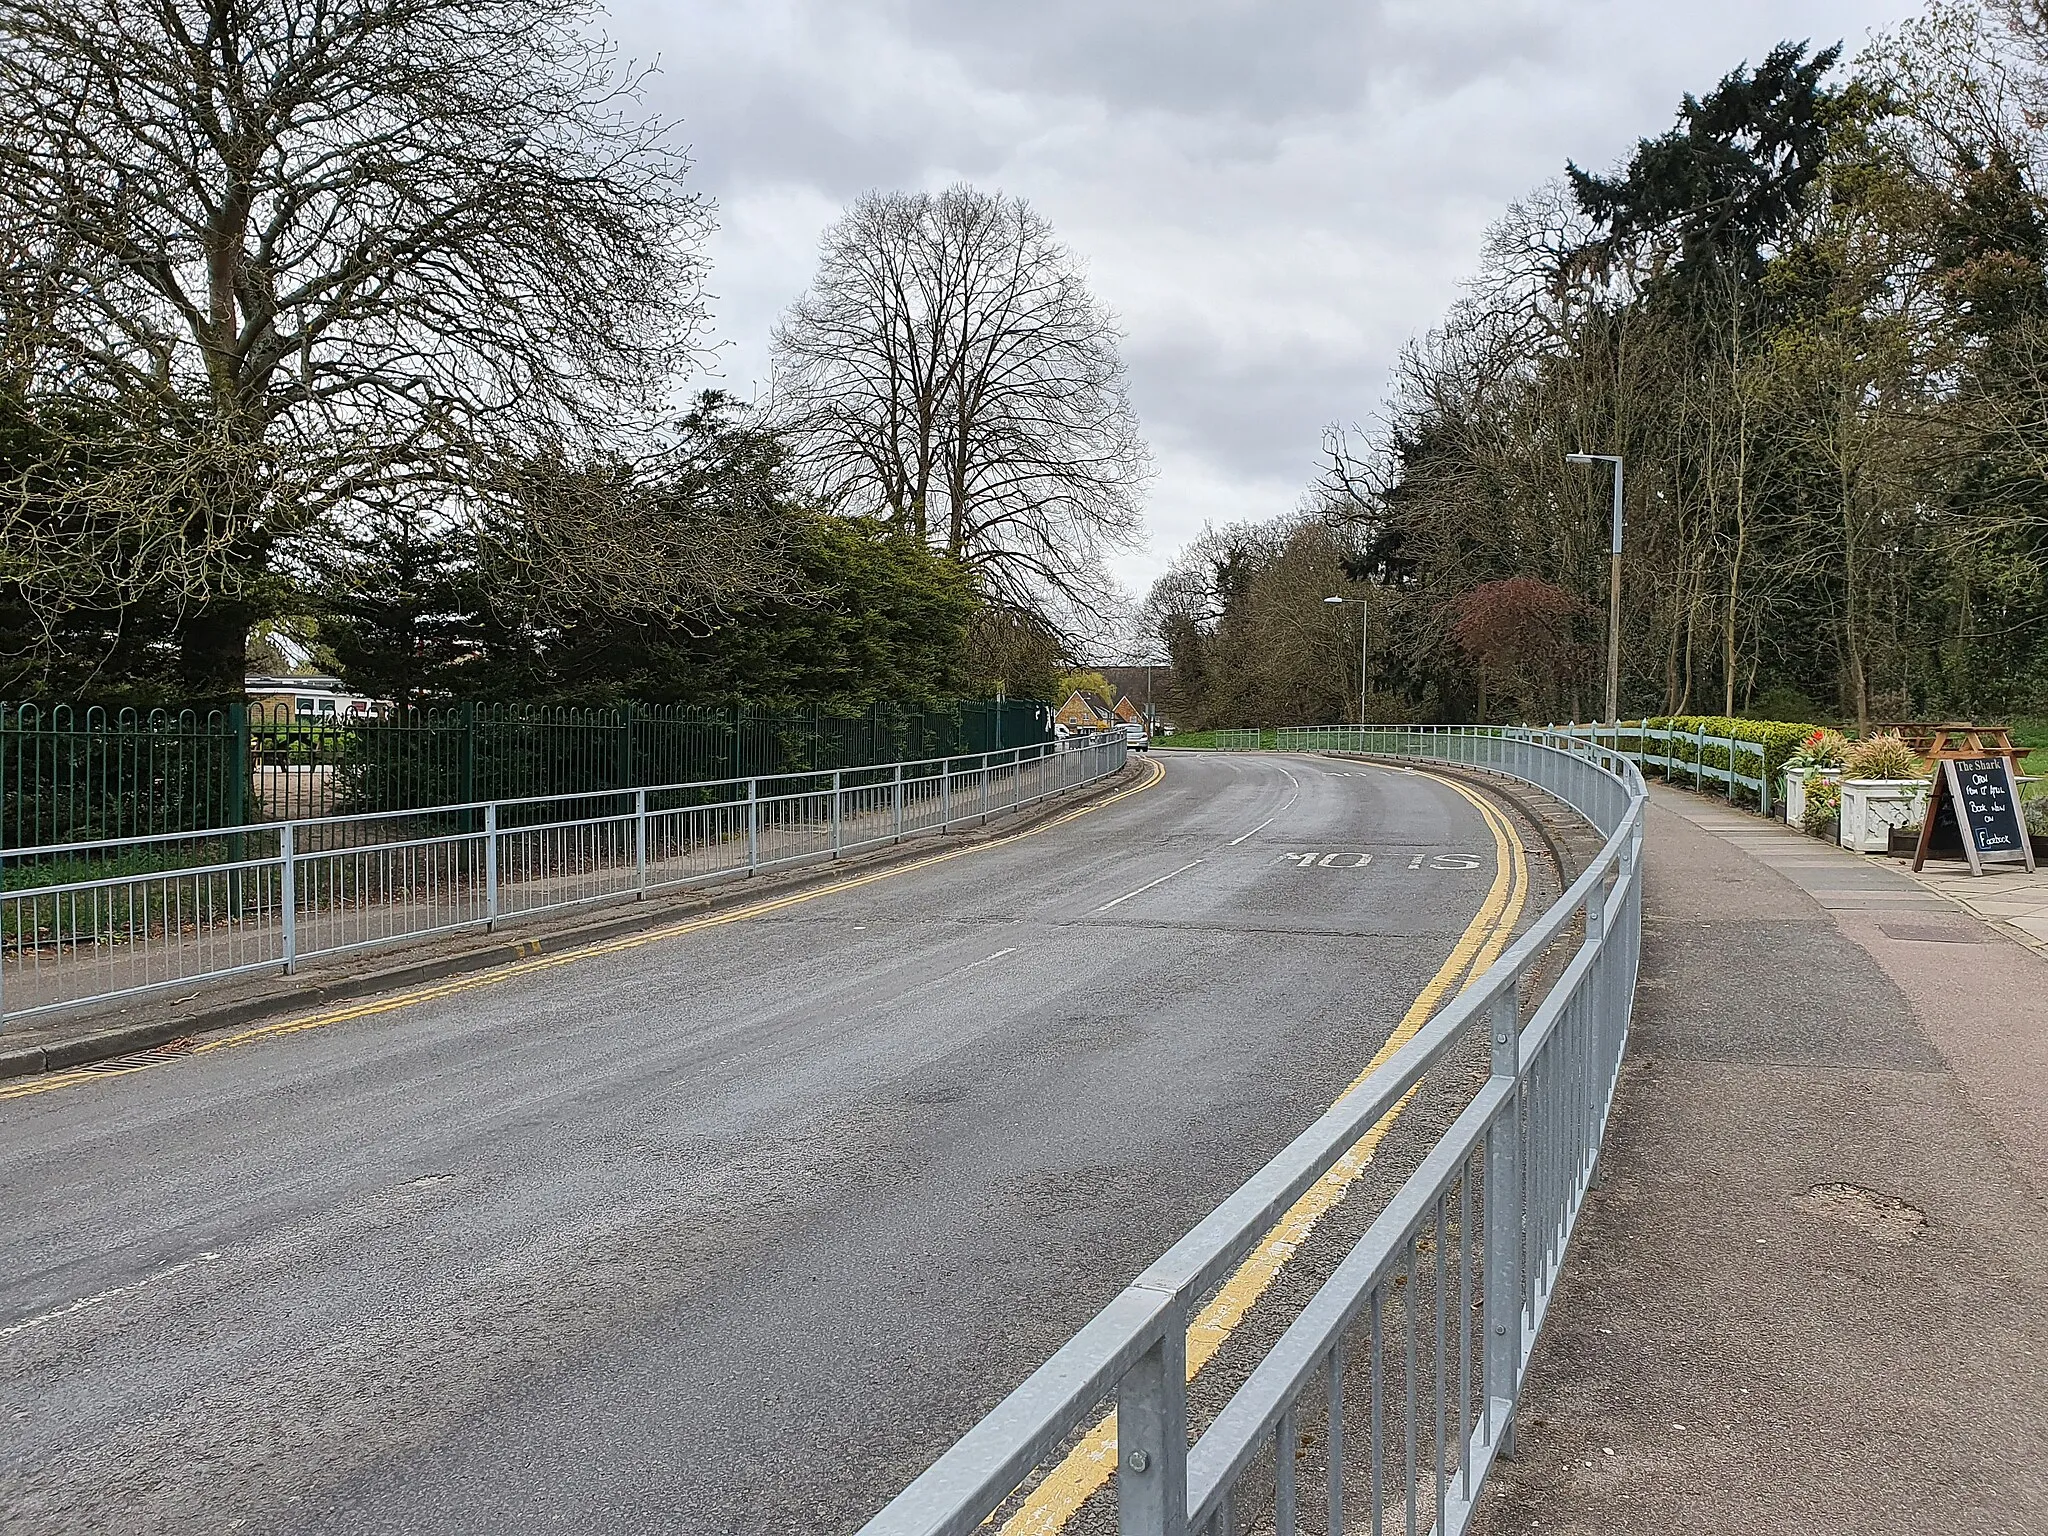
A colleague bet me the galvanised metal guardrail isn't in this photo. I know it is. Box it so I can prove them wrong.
[859,725,1645,1536]
[1555,721,1768,813]
[0,733,1127,1025]
[1279,722,1768,812]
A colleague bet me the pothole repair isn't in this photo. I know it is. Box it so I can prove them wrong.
[1793,1183,1927,1242]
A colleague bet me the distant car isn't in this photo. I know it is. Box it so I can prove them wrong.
[1122,721,1150,751]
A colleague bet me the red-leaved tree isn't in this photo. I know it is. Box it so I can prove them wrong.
[1449,578,1588,721]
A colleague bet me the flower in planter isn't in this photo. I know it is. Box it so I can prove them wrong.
[1801,775,1844,837]
[1842,731,1928,782]
[1786,728,1850,772]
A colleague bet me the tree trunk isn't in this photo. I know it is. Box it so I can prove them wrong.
[1725,460,1748,718]
[176,601,259,701]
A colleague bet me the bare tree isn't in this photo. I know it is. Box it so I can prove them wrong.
[770,185,1149,635]
[0,0,713,691]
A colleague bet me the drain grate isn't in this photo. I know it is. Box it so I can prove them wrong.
[79,1037,199,1074]
[1879,922,1992,944]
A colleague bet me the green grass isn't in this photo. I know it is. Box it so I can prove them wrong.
[1156,729,1271,750]
[2004,717,2047,753]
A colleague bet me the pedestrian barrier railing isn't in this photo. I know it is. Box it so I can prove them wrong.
[0,733,1128,1025]
[1286,729,1769,823]
[858,725,1645,1536]
[1552,721,1768,813]
[1277,722,1767,813]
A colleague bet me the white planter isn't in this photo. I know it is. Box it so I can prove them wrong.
[1784,767,1840,827]
[1837,778,1930,854]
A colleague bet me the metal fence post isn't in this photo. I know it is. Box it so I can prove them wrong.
[747,778,760,871]
[484,801,499,929]
[1115,1304,1190,1536]
[635,788,648,898]
[893,762,904,843]
[941,759,952,830]
[461,699,478,818]
[980,754,991,826]
[227,700,249,918]
[832,769,843,857]
[280,821,297,974]
[1582,878,1609,1181]
[1484,983,1523,1459]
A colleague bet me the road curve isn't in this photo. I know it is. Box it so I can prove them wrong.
[0,753,1549,1535]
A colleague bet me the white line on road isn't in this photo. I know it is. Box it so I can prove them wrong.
[2,1252,221,1339]
[1228,762,1303,847]
[863,948,1019,1016]
[1094,860,1204,913]
[957,947,1016,973]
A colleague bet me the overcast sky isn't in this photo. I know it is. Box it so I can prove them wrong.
[612,0,1927,600]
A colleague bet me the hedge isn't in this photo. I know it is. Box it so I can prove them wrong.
[1639,715,1822,784]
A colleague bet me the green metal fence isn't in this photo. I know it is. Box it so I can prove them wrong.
[1,697,1050,853]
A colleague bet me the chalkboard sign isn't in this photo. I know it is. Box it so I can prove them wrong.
[1941,756,2035,874]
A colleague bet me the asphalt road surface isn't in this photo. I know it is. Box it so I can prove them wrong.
[0,752,1548,1535]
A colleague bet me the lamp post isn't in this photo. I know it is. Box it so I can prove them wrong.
[1324,594,1368,727]
[1566,452,1624,725]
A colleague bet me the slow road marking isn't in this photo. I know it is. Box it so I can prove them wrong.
[997,767,1530,1535]
[0,760,1168,1103]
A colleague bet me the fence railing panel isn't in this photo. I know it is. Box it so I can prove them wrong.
[0,697,1055,853]
[856,725,1644,1536]
[0,735,1126,1026]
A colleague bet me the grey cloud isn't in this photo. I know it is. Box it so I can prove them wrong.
[876,0,1565,121]
[611,0,1927,592]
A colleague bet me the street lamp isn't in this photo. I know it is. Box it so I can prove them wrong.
[1566,452,1624,725]
[1324,594,1368,727]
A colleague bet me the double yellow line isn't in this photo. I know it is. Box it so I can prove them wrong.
[997,768,1529,1535]
[0,759,1169,1104]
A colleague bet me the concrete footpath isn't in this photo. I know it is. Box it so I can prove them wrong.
[1476,784,2048,1535]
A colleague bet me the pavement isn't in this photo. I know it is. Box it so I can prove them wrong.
[1901,854,2048,957]
[0,751,1560,1535]
[1474,783,2048,1535]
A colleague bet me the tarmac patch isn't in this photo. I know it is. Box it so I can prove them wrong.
[1793,1182,1927,1242]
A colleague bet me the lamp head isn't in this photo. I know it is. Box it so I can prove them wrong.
[1564,453,1596,464]
[1323,595,1345,604]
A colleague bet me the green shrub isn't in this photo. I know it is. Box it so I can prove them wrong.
[1641,715,1822,782]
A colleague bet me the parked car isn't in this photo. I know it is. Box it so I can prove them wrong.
[1122,721,1150,751]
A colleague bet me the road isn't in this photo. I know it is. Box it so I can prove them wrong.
[0,752,1550,1535]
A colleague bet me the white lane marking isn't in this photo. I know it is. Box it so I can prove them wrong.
[2,1252,222,1339]
[1094,860,1204,913]
[957,947,1016,973]
[1228,761,1303,846]
[1229,816,1276,847]
[866,948,1019,1013]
